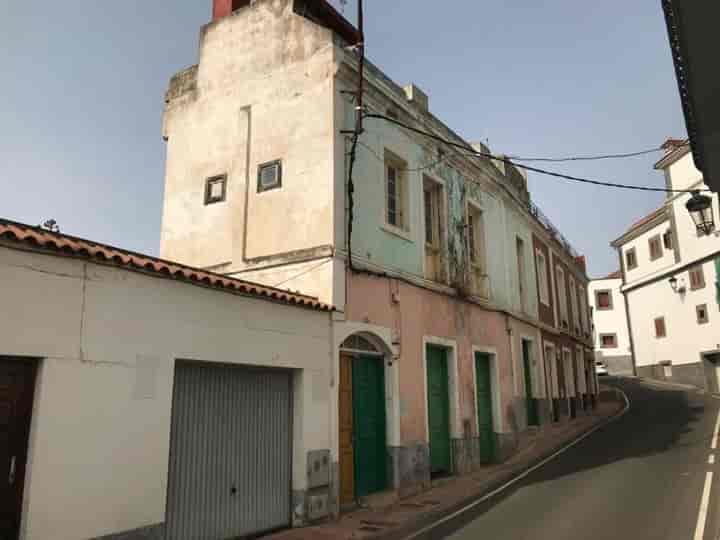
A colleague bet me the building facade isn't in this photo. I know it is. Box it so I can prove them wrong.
[0,220,333,540]
[612,140,720,389]
[588,272,634,375]
[161,0,596,517]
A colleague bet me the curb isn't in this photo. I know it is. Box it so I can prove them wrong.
[377,391,630,540]
[635,377,701,392]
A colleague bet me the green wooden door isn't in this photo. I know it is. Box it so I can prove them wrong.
[475,353,495,464]
[426,346,451,474]
[523,341,539,426]
[352,356,387,498]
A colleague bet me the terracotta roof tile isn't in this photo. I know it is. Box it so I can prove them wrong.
[0,218,333,312]
[603,270,622,279]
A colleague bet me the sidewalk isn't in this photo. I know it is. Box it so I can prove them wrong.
[266,393,625,540]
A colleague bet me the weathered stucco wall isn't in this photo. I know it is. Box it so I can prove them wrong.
[161,0,337,291]
[0,245,331,540]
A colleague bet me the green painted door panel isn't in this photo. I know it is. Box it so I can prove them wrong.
[523,341,539,426]
[475,353,495,464]
[352,356,387,498]
[426,346,451,473]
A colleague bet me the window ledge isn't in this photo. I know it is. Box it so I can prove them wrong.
[381,223,413,243]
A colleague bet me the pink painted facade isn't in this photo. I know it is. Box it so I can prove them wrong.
[346,271,515,447]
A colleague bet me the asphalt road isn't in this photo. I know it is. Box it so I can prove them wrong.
[427,377,720,540]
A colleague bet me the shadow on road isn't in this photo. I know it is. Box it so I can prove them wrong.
[521,377,709,487]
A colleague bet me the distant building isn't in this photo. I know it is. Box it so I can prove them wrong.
[612,140,720,389]
[588,272,633,375]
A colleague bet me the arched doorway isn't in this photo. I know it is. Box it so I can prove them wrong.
[339,334,387,506]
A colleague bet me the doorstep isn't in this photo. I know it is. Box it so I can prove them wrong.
[263,399,624,540]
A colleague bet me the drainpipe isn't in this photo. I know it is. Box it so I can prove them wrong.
[617,247,638,376]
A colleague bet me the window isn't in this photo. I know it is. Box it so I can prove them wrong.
[257,160,282,192]
[595,290,613,310]
[600,334,617,349]
[423,181,443,246]
[697,304,710,325]
[663,229,674,250]
[204,174,227,205]
[556,266,568,327]
[578,284,588,333]
[689,265,706,290]
[423,178,446,282]
[385,153,408,230]
[517,237,527,312]
[648,235,662,261]
[654,317,667,338]
[626,247,638,270]
[569,275,579,333]
[536,251,550,306]
[467,206,486,269]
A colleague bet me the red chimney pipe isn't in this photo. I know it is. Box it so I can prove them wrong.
[213,0,233,20]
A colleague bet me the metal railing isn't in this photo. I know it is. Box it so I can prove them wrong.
[527,200,581,259]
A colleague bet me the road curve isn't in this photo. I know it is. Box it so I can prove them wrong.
[430,377,720,540]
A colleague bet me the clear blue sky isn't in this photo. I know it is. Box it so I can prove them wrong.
[0,1,685,277]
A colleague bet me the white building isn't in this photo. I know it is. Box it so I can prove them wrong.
[0,219,333,540]
[611,140,720,389]
[588,272,633,375]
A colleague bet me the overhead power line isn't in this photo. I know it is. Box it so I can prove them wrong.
[363,113,707,194]
[507,147,666,163]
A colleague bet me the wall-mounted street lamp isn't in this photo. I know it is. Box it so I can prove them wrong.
[668,275,686,294]
[686,191,715,236]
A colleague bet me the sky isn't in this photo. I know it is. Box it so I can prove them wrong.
[0,1,686,278]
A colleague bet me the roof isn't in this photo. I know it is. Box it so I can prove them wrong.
[603,270,622,280]
[611,206,668,247]
[662,0,720,192]
[0,219,332,312]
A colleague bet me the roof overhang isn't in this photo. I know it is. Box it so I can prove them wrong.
[293,0,361,46]
[662,0,720,192]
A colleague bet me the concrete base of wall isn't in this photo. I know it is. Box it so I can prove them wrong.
[537,398,553,426]
[452,437,483,475]
[94,524,165,540]
[495,431,519,462]
[600,354,634,376]
[637,362,706,389]
[388,442,431,498]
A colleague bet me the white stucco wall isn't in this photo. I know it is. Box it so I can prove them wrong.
[621,218,674,286]
[0,245,331,540]
[588,278,631,358]
[626,258,720,368]
[160,0,339,305]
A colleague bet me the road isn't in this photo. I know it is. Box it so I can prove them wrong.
[429,377,720,540]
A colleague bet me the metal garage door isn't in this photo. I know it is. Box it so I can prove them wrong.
[166,362,292,540]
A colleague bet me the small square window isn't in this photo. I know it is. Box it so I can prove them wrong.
[689,265,706,290]
[595,290,613,310]
[697,304,709,325]
[648,235,662,261]
[257,160,282,193]
[654,316,667,338]
[600,334,617,349]
[204,174,227,205]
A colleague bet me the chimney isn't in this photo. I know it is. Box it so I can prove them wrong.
[403,84,429,113]
[213,0,251,21]
[574,255,587,273]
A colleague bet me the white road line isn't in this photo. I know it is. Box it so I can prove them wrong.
[712,409,720,450]
[402,390,631,540]
[694,472,713,540]
[709,455,715,465]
